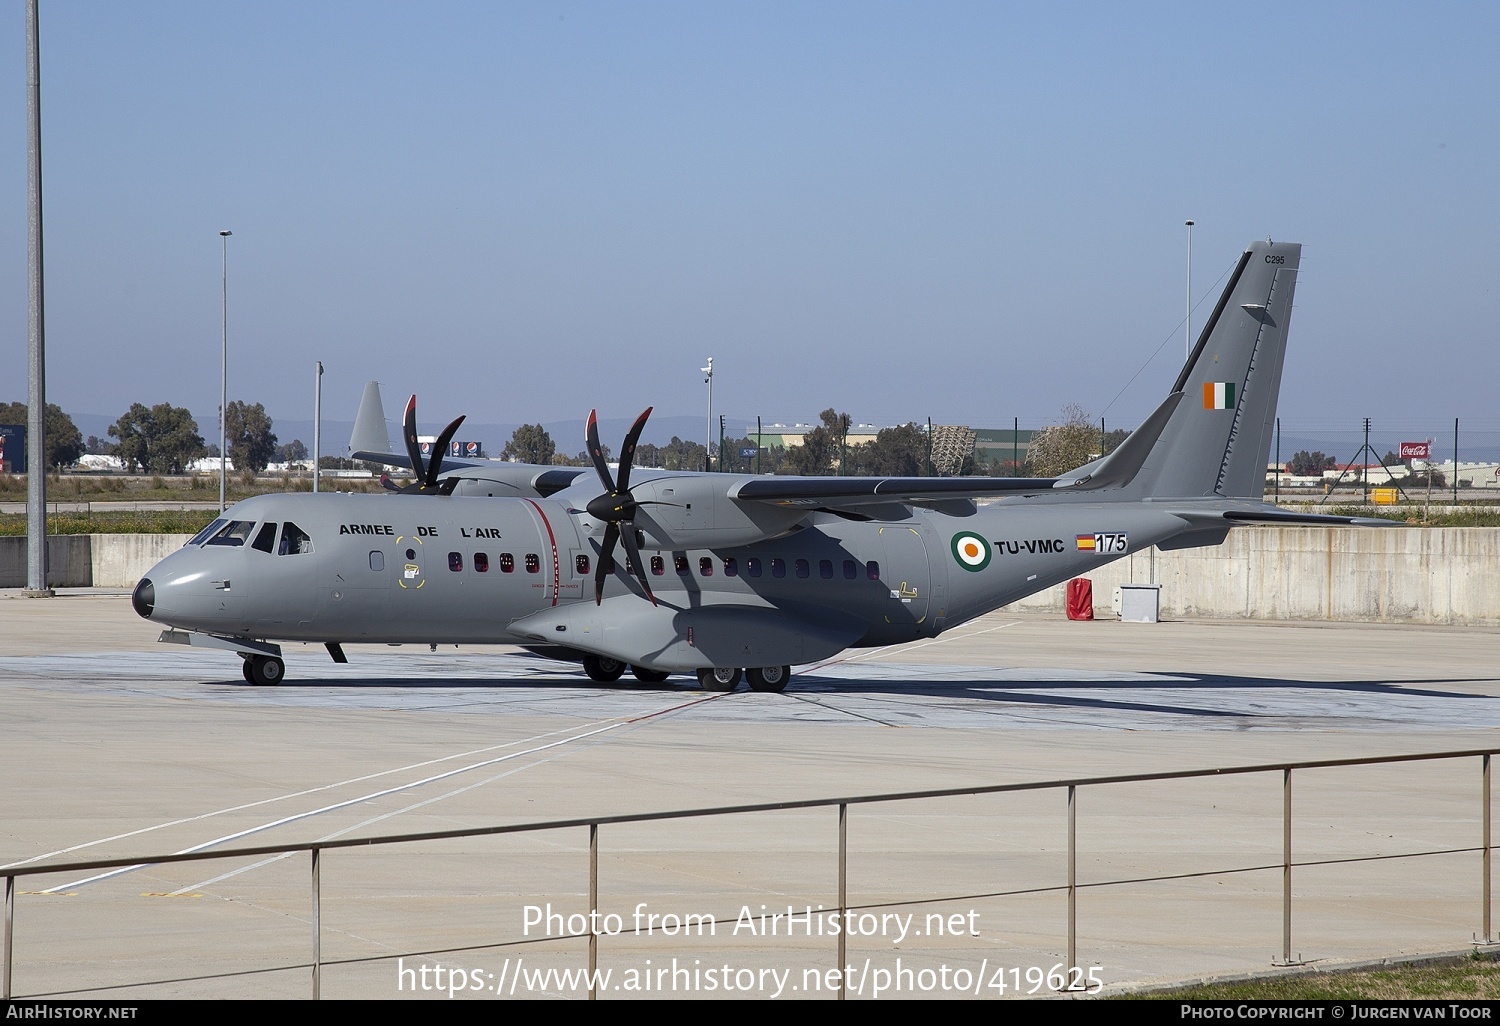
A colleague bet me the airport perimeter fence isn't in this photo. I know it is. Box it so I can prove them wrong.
[1259,419,1500,501]
[3,747,1499,1000]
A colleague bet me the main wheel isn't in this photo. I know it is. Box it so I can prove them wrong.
[241,659,255,683]
[630,666,670,683]
[249,655,285,686]
[583,653,626,682]
[697,667,742,692]
[746,665,791,693]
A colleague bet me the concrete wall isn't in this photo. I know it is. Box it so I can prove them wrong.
[1010,526,1500,626]
[0,535,193,589]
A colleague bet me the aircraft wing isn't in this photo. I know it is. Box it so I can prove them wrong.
[348,449,482,474]
[731,476,1059,507]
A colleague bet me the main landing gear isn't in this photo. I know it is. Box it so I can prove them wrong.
[692,666,792,693]
[746,665,791,693]
[581,656,792,693]
[241,654,286,686]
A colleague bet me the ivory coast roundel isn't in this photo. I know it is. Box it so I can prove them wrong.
[950,532,991,572]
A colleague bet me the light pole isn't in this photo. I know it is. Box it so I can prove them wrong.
[219,229,232,512]
[313,360,323,493]
[1184,220,1194,361]
[701,357,714,472]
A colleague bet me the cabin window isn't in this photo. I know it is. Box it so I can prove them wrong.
[474,552,489,572]
[650,555,665,576]
[525,553,540,574]
[190,519,227,546]
[251,522,278,553]
[843,559,857,580]
[819,559,833,580]
[205,520,255,547]
[746,557,762,578]
[675,555,690,575]
[500,553,514,573]
[723,557,738,577]
[449,552,463,572]
[867,560,880,580]
[279,522,313,555]
[794,558,810,579]
[699,557,714,576]
[369,551,384,571]
[576,554,590,575]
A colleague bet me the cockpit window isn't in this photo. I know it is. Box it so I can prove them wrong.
[278,522,313,555]
[205,520,256,547]
[190,518,227,546]
[251,522,278,553]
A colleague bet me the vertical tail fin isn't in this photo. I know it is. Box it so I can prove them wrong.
[1127,239,1300,500]
[348,381,393,457]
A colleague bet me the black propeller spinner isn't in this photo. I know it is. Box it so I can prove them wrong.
[385,394,465,495]
[585,406,658,605]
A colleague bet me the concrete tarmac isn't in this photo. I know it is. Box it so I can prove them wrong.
[2,590,1499,1000]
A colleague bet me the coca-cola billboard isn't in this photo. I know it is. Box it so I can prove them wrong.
[1399,441,1431,460]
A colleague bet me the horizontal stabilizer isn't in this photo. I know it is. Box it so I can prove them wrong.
[1170,504,1400,528]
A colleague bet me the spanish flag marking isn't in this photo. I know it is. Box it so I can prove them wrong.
[1075,534,1096,551]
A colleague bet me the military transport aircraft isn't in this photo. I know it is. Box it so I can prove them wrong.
[133,239,1382,689]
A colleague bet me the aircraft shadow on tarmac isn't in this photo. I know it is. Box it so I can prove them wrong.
[202,668,1500,723]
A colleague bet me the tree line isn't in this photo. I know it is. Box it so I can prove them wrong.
[2,400,297,475]
[499,404,1126,478]
[7,397,1124,480]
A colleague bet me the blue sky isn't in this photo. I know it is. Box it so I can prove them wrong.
[2,2,1496,447]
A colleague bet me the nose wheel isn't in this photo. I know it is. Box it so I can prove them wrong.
[241,655,286,686]
[583,653,627,682]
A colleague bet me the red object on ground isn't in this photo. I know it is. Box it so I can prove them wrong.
[1065,578,1094,621]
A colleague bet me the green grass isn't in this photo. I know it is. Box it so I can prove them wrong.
[1135,956,1500,1000]
[1325,504,1500,526]
[0,510,220,536]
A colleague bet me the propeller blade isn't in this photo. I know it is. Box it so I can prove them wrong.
[427,415,467,489]
[594,522,620,604]
[618,524,656,606]
[585,409,613,495]
[615,406,652,494]
[401,395,425,481]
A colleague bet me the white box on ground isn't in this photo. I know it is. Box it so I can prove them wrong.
[1118,583,1161,623]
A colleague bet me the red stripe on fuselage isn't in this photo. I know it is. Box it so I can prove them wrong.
[523,498,561,607]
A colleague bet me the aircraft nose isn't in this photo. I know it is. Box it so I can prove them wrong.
[132,577,155,619]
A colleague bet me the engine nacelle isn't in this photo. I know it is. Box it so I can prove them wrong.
[623,476,807,549]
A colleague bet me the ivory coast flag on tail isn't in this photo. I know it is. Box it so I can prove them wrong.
[1203,381,1236,409]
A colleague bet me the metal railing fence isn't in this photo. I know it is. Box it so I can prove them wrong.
[3,747,1495,999]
